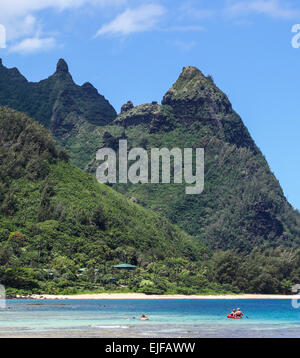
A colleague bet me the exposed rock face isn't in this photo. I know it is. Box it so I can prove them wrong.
[113,66,257,153]
[116,103,159,127]
[162,66,232,120]
[101,65,300,251]
[121,101,134,113]
[56,58,69,73]
[114,102,176,133]
[161,66,257,153]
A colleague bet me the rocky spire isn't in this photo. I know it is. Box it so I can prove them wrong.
[177,66,205,82]
[162,66,232,120]
[56,58,69,74]
[121,100,134,113]
[162,66,211,104]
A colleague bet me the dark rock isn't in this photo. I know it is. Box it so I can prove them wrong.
[82,82,98,95]
[56,58,69,73]
[121,101,134,113]
[162,66,232,121]
[0,58,117,146]
[162,66,257,153]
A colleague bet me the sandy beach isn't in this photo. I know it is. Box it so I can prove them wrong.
[28,293,298,300]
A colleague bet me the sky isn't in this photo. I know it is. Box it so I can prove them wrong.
[0,0,300,210]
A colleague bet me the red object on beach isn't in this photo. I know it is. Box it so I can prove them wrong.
[227,314,243,319]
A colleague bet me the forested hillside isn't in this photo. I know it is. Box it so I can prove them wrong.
[95,67,300,251]
[1,61,300,295]
[0,106,212,295]
[0,59,116,168]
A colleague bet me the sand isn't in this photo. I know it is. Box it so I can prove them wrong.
[28,293,298,300]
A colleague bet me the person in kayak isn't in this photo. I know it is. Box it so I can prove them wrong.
[230,309,236,317]
[235,308,243,317]
[140,314,149,321]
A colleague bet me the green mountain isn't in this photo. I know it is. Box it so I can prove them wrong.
[0,58,116,169]
[0,106,211,295]
[1,64,300,294]
[97,66,300,251]
[1,60,299,252]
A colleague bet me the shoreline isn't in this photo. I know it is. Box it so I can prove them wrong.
[21,293,297,300]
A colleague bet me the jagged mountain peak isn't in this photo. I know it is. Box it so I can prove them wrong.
[56,58,69,74]
[1,60,300,256]
[0,59,27,81]
[162,65,231,113]
[177,65,205,81]
[163,66,212,99]
[111,66,257,152]
[0,59,117,138]
[160,66,257,153]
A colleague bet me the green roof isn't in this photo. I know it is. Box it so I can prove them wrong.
[114,264,137,269]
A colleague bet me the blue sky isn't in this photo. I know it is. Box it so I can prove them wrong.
[0,0,300,210]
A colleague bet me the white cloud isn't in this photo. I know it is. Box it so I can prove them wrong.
[226,0,300,19]
[0,0,125,18]
[0,0,126,53]
[0,14,38,42]
[173,40,197,51]
[179,3,215,19]
[95,4,165,36]
[165,25,205,32]
[9,37,56,54]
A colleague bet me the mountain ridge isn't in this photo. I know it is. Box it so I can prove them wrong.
[0,58,116,168]
[0,59,299,252]
[0,106,211,295]
[96,66,300,251]
[1,61,300,294]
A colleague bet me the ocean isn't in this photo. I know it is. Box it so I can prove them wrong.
[0,299,300,338]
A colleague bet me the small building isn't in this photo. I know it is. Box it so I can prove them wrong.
[113,264,137,270]
[78,268,88,276]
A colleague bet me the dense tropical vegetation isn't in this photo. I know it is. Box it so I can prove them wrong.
[95,66,300,252]
[0,58,116,169]
[0,60,300,295]
[0,106,211,295]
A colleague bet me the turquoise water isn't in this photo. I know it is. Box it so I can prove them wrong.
[1,299,300,337]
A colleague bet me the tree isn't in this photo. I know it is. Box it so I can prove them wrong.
[92,205,106,230]
[4,267,38,289]
[51,256,77,280]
